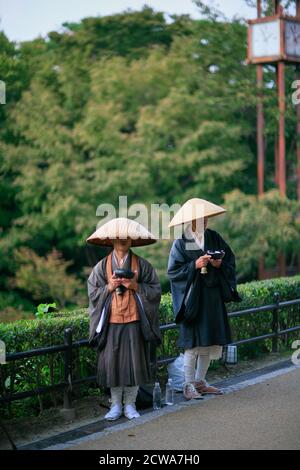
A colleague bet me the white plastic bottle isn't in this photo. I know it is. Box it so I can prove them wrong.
[153,382,161,410]
[165,378,174,405]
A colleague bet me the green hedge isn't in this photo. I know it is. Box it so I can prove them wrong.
[0,275,300,418]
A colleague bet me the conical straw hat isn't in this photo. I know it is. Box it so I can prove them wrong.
[169,198,226,228]
[86,217,156,247]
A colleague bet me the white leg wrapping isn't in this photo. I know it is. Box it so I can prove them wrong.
[110,386,123,406]
[123,386,139,406]
[195,354,211,382]
[184,348,198,383]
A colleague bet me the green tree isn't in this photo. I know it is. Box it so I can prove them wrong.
[1,6,300,316]
[13,247,85,307]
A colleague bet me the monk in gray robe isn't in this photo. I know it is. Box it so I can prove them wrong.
[87,218,161,421]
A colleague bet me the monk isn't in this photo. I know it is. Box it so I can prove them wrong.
[87,218,161,420]
[167,199,241,400]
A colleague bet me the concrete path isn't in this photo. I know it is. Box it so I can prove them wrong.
[48,364,300,450]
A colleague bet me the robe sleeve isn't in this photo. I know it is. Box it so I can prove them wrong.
[216,233,242,302]
[216,234,237,288]
[136,257,162,343]
[137,259,161,303]
[87,259,110,342]
[167,239,196,322]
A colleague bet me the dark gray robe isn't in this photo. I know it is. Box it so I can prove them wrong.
[87,249,161,387]
[167,228,240,349]
[87,249,162,345]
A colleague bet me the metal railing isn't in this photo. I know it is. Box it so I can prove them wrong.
[1,292,300,412]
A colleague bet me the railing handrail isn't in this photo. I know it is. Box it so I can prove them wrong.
[4,296,300,361]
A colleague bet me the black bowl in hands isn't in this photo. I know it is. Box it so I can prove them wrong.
[113,268,135,279]
[206,250,225,260]
[113,268,135,295]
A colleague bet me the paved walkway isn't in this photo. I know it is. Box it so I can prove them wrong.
[48,363,300,450]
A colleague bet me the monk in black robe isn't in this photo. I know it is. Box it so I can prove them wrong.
[168,211,241,400]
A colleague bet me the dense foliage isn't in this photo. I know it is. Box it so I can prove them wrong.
[0,5,300,319]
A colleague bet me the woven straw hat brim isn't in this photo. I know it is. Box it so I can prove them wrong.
[169,198,226,228]
[86,217,157,247]
[86,237,156,247]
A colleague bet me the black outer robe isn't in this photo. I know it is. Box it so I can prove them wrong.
[167,228,241,350]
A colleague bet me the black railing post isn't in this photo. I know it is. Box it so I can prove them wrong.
[272,292,280,353]
[60,328,75,421]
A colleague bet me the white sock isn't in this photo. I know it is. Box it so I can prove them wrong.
[195,354,211,382]
[123,386,139,406]
[184,348,198,383]
[110,387,123,406]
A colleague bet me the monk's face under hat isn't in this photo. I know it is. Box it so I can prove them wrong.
[191,217,208,232]
[113,238,132,252]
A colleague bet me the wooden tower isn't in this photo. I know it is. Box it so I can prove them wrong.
[247,0,300,279]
